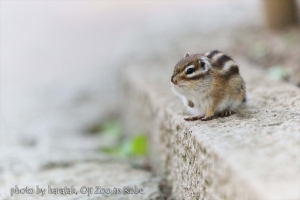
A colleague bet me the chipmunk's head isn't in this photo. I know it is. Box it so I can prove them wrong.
[171,52,212,94]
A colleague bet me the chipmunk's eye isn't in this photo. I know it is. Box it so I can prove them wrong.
[186,68,194,75]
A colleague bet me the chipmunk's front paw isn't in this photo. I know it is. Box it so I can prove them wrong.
[184,116,202,121]
[219,110,235,117]
[200,116,213,121]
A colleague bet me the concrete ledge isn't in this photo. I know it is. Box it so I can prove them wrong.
[121,58,300,200]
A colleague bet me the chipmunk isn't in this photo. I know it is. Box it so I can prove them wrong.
[171,50,246,121]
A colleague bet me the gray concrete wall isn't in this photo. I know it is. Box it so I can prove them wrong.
[122,58,300,200]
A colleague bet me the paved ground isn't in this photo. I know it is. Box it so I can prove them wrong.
[0,1,265,199]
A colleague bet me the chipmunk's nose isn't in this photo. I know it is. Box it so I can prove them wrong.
[171,75,177,85]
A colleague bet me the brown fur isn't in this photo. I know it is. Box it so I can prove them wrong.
[214,54,233,69]
[171,50,246,121]
[187,100,194,108]
[206,50,220,59]
[173,54,202,77]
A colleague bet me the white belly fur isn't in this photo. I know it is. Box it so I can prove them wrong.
[181,96,208,117]
[172,84,241,117]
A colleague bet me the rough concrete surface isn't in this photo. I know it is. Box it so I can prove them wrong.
[1,161,161,200]
[122,58,300,200]
[0,77,163,200]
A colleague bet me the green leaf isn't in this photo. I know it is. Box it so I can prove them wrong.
[120,139,134,157]
[100,131,148,158]
[131,134,148,156]
[267,65,291,81]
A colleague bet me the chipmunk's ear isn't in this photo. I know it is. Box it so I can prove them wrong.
[184,52,190,57]
[199,57,211,71]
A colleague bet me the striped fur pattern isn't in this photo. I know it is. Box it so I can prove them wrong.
[171,50,246,121]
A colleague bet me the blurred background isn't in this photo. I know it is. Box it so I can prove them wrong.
[0,0,299,199]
